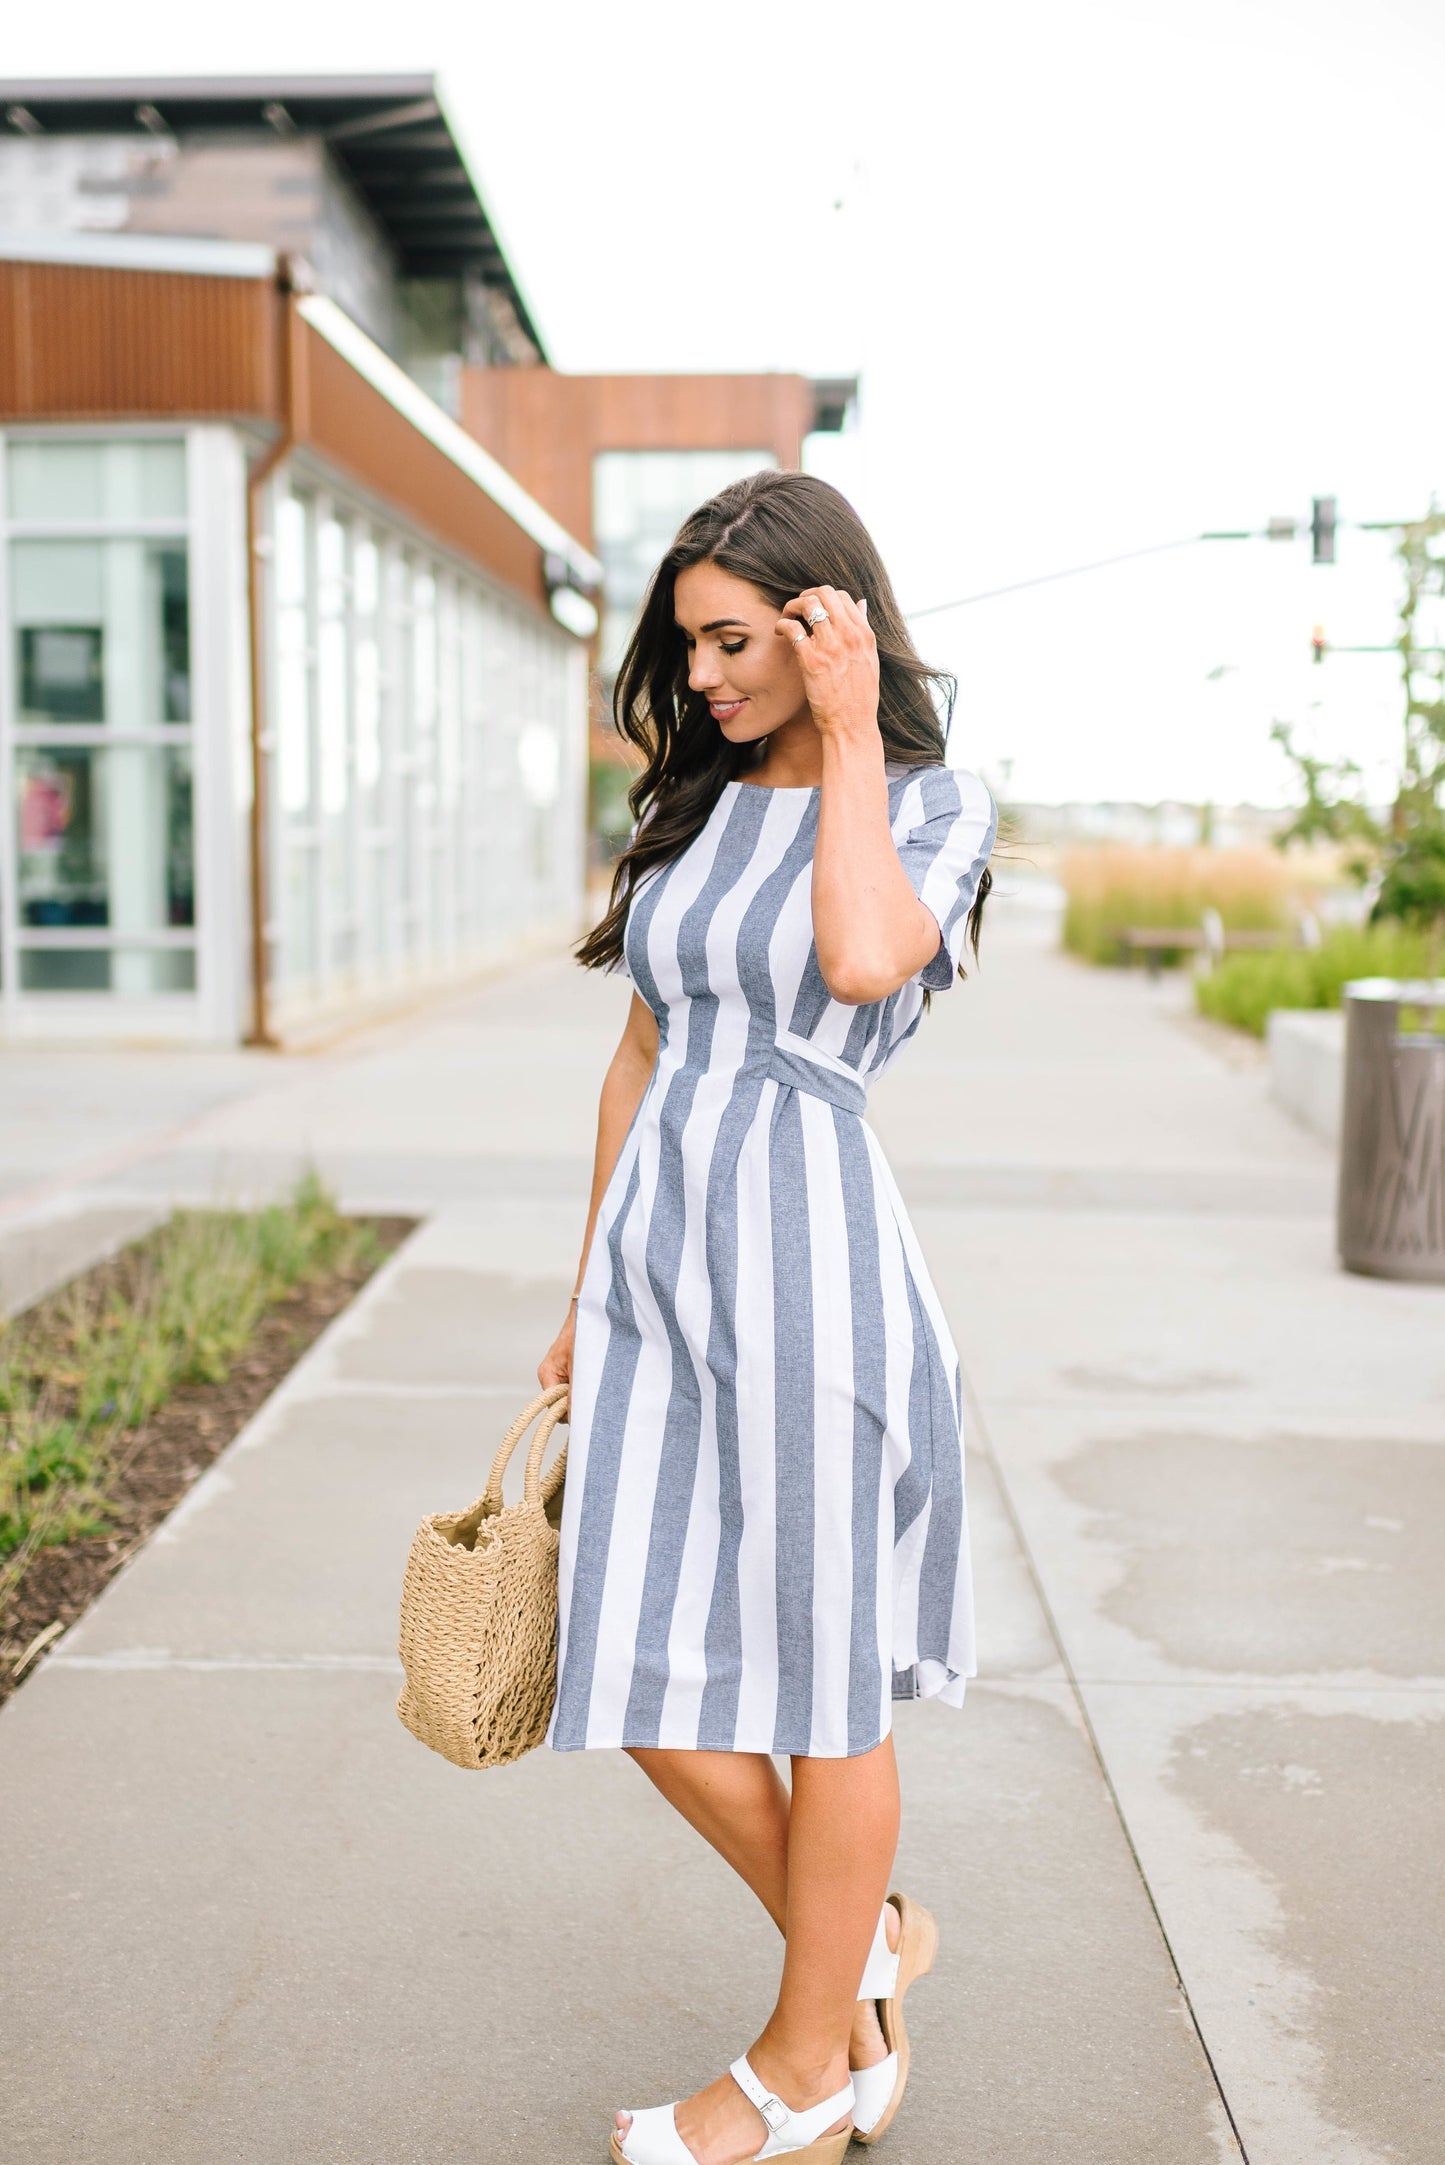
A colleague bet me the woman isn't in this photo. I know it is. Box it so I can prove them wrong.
[538,469,996,2165]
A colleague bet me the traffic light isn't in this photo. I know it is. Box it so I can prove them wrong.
[1311,496,1337,565]
[1311,625,1327,664]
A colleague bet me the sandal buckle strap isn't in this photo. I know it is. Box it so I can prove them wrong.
[727,2056,854,2151]
[730,2056,787,2130]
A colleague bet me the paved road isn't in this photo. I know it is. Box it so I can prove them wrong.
[2,888,1440,2164]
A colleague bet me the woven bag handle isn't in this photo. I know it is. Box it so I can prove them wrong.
[482,1384,569,1514]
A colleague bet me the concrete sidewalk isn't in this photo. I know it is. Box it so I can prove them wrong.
[2,888,1440,2164]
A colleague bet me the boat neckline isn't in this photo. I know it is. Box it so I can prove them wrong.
[725,768,924,794]
[727,778,821,793]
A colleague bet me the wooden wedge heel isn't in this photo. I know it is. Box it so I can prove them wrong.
[850,1891,940,2144]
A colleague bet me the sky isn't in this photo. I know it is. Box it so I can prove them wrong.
[7,0,1445,806]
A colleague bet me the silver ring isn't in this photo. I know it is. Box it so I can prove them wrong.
[805,604,829,627]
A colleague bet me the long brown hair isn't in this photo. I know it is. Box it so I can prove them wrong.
[577,468,990,975]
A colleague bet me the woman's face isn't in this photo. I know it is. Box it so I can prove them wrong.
[673,561,809,749]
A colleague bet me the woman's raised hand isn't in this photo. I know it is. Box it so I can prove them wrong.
[537,1307,575,1389]
[777,585,880,746]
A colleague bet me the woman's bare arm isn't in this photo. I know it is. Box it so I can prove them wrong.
[781,586,942,1005]
[538,990,658,1388]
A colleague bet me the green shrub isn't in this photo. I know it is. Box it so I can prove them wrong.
[1373,828,1445,930]
[1194,923,1444,1037]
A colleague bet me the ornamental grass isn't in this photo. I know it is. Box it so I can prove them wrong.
[1060,845,1296,965]
[0,1172,383,1584]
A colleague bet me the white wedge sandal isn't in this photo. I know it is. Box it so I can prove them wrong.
[849,1891,939,2145]
[609,2053,855,2165]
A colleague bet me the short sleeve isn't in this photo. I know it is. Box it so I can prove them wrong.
[894,766,998,991]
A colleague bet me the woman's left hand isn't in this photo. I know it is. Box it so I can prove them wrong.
[777,586,880,745]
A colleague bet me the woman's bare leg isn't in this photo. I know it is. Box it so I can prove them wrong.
[627,1745,900,2070]
[616,1738,901,2165]
[759,1742,901,2089]
[628,1748,791,1929]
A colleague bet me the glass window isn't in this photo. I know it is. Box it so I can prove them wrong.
[318,615,348,817]
[386,551,412,757]
[354,530,380,617]
[317,513,349,819]
[355,633,382,809]
[592,449,777,678]
[15,744,194,931]
[412,566,438,739]
[12,538,189,725]
[284,845,319,992]
[18,623,103,724]
[19,946,196,994]
[353,528,383,819]
[436,577,460,802]
[275,496,312,817]
[3,435,198,1003]
[517,720,561,808]
[255,482,585,1012]
[276,493,309,609]
[6,439,187,524]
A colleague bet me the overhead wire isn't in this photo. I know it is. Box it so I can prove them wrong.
[904,532,1255,621]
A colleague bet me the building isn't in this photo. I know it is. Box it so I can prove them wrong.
[0,75,544,392]
[463,369,855,854]
[0,75,853,1042]
[0,77,600,1046]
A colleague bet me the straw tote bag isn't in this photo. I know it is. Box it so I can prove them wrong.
[396,1384,569,1770]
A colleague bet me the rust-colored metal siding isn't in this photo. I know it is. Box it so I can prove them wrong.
[460,367,813,548]
[0,264,558,610]
[300,327,548,609]
[0,259,280,420]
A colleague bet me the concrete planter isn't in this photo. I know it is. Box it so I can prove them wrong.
[1268,1009,1344,1144]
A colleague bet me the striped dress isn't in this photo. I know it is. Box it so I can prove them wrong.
[549,762,998,1759]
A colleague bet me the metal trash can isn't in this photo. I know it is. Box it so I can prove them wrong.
[1337,977,1445,1281]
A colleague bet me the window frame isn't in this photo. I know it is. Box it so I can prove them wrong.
[0,425,201,1013]
[266,460,585,1020]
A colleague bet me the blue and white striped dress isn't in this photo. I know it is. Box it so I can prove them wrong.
[549,763,998,1759]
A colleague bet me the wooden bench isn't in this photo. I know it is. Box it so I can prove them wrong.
[1117,917,1299,979]
[1117,927,1207,977]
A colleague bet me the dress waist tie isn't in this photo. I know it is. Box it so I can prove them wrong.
[758,1029,868,1116]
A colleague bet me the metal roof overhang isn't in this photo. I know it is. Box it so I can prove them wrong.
[0,74,544,354]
